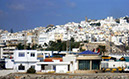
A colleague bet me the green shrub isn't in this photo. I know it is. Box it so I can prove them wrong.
[27,67,36,73]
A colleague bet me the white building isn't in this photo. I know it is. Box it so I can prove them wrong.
[38,32,50,45]
[13,50,71,73]
[37,60,70,73]
[2,47,16,58]
[13,50,39,72]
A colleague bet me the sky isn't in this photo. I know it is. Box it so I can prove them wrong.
[0,0,129,32]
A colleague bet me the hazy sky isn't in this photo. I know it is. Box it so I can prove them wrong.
[0,0,129,32]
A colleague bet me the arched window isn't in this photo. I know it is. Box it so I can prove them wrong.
[18,64,25,70]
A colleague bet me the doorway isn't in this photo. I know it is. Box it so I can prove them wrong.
[53,65,56,71]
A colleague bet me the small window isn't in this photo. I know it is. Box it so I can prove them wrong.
[31,65,35,69]
[53,65,56,71]
[19,52,25,57]
[31,53,35,57]
[68,65,70,71]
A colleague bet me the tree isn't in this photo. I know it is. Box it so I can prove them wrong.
[124,16,129,23]
[84,40,89,43]
[38,44,42,48]
[44,43,48,46]
[27,67,36,73]
[49,41,56,47]
[62,41,66,51]
[74,42,80,48]
[57,40,61,43]
[26,43,31,50]
[70,37,75,42]
[96,45,106,55]
[125,46,129,50]
[46,40,81,51]
[80,48,85,52]
[115,19,120,23]
[32,44,38,50]
[17,43,24,50]
[90,22,101,26]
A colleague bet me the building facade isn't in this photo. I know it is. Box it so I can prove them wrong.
[13,50,39,72]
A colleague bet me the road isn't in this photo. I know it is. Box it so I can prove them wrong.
[0,70,15,76]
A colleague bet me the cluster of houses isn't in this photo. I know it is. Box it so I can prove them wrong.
[4,50,102,73]
[0,16,129,59]
[3,49,129,73]
[0,16,129,46]
[0,16,129,73]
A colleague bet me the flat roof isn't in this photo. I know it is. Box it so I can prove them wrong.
[37,62,70,65]
[77,56,101,60]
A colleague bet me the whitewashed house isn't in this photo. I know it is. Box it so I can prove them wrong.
[37,60,70,73]
[12,50,102,73]
[13,50,71,73]
[38,32,49,45]
[13,50,39,72]
[36,51,70,73]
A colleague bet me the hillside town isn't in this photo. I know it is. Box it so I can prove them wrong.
[0,16,129,76]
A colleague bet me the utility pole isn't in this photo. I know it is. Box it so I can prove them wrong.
[66,27,69,54]
[69,29,71,53]
[42,44,46,59]
[24,32,27,50]
[109,27,112,54]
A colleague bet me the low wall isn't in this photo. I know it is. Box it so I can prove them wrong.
[74,70,102,73]
[1,73,129,79]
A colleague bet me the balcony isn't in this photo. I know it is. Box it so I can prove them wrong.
[3,51,14,53]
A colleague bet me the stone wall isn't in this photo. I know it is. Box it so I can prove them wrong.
[81,42,122,54]
[1,73,129,79]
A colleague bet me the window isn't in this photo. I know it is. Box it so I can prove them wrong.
[68,65,70,71]
[31,65,35,69]
[41,64,48,70]
[19,52,25,57]
[53,65,56,71]
[79,60,90,70]
[92,60,100,70]
[18,64,25,70]
[31,53,35,57]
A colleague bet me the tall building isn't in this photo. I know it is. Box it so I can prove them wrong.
[85,16,88,22]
